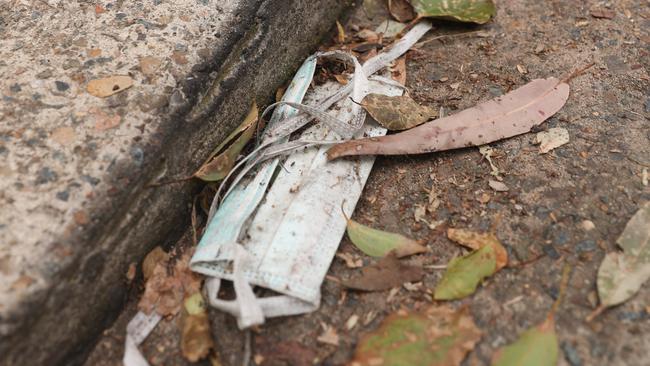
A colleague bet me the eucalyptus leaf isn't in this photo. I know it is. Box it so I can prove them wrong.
[410,0,496,24]
[362,93,437,131]
[352,305,482,366]
[597,202,650,308]
[491,315,558,366]
[194,102,259,181]
[434,244,497,300]
[347,218,427,258]
[328,78,569,160]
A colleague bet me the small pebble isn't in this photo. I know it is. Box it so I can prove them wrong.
[55,81,70,91]
[542,244,560,260]
[56,190,69,201]
[576,240,596,252]
[580,220,595,231]
[35,167,58,185]
[561,342,583,366]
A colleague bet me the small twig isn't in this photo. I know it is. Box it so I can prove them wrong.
[550,263,572,316]
[146,175,193,188]
[191,196,199,246]
[503,295,524,307]
[242,330,252,366]
[340,199,350,221]
[561,62,595,84]
[348,97,364,106]
[585,305,606,323]
[506,253,545,268]
[326,275,342,284]
[424,264,447,270]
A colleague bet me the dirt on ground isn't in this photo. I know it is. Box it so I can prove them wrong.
[86,1,650,365]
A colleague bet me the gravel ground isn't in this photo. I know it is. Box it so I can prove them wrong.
[86,1,650,365]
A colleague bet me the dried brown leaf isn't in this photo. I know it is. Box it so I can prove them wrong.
[142,246,169,281]
[362,93,437,131]
[590,8,615,19]
[138,251,201,316]
[327,78,570,160]
[87,75,133,97]
[341,252,423,291]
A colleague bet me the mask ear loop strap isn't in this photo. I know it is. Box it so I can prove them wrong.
[204,246,318,327]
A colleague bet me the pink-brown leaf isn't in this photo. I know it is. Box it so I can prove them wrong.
[327,78,569,160]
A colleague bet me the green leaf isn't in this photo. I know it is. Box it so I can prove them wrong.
[183,292,207,316]
[447,228,508,270]
[434,244,497,300]
[347,219,427,258]
[194,102,259,181]
[362,93,437,131]
[352,305,482,366]
[491,315,558,366]
[597,202,650,308]
[410,0,496,24]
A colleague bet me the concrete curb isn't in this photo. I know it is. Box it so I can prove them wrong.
[0,1,348,365]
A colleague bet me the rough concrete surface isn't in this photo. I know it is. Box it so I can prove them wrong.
[88,0,649,365]
[0,0,349,365]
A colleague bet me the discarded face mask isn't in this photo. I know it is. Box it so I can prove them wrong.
[190,22,433,329]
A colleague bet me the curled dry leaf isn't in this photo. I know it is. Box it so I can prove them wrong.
[87,75,133,97]
[447,228,507,269]
[491,315,558,366]
[194,102,259,181]
[346,218,427,258]
[341,252,423,291]
[139,251,201,317]
[434,244,497,300]
[142,246,169,281]
[488,179,509,192]
[596,202,650,309]
[352,305,482,366]
[362,93,437,131]
[181,292,213,362]
[388,0,416,23]
[410,0,497,24]
[356,29,379,43]
[590,8,615,19]
[336,21,346,44]
[535,127,569,154]
[327,78,569,160]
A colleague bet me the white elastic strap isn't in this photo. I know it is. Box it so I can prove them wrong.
[123,311,162,366]
[232,245,264,329]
